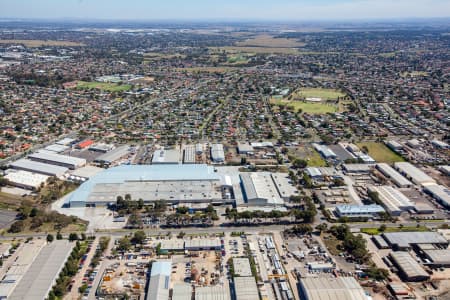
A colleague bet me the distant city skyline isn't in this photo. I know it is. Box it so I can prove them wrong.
[1,0,450,21]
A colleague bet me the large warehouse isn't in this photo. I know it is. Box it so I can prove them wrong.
[146,261,171,300]
[394,162,436,186]
[211,144,225,163]
[382,232,448,250]
[423,185,450,209]
[4,170,49,190]
[28,150,86,170]
[299,277,368,300]
[368,185,415,216]
[376,163,412,188]
[9,158,68,177]
[389,251,429,282]
[240,172,285,206]
[67,164,225,207]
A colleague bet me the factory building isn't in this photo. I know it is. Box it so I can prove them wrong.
[44,144,70,153]
[240,173,284,206]
[234,276,259,300]
[342,163,375,174]
[368,186,415,216]
[8,240,74,300]
[146,261,171,300]
[183,145,196,164]
[184,238,221,251]
[28,150,86,170]
[394,162,436,186]
[438,165,450,176]
[386,140,403,152]
[55,137,76,146]
[237,142,254,155]
[195,143,204,155]
[4,170,49,190]
[152,149,181,164]
[233,258,253,277]
[312,143,337,159]
[89,143,115,153]
[335,204,385,219]
[382,232,448,250]
[423,185,450,209]
[67,164,225,207]
[389,251,429,282]
[9,158,68,177]
[211,144,225,163]
[94,145,130,165]
[299,277,368,300]
[171,284,192,300]
[196,285,231,300]
[376,163,412,188]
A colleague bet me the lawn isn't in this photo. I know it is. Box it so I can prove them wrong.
[235,34,305,48]
[294,88,346,100]
[356,142,405,163]
[361,226,429,235]
[76,81,132,92]
[306,150,327,167]
[271,99,339,114]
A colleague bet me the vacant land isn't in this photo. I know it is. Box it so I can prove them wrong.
[361,226,429,235]
[212,46,300,55]
[293,88,346,100]
[0,39,84,47]
[271,99,339,114]
[289,146,327,167]
[76,81,132,92]
[356,142,405,163]
[235,34,305,48]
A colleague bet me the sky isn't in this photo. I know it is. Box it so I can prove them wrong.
[0,0,449,21]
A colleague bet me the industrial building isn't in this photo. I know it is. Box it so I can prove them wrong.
[394,162,436,186]
[152,149,181,164]
[44,144,69,153]
[382,232,448,250]
[234,276,259,300]
[171,284,192,300]
[89,143,115,153]
[195,143,203,155]
[55,137,76,146]
[184,238,221,251]
[4,170,49,190]
[423,184,450,209]
[438,165,450,176]
[233,258,253,277]
[386,140,403,152]
[342,164,375,173]
[69,165,104,181]
[28,150,86,170]
[237,142,254,155]
[368,185,415,216]
[298,277,368,300]
[146,261,171,300]
[8,240,74,300]
[195,285,231,300]
[335,204,385,219]
[389,251,430,282]
[376,163,412,188]
[94,145,130,165]
[67,164,225,207]
[240,173,284,206]
[312,143,337,159]
[271,173,298,200]
[211,144,225,163]
[183,145,196,164]
[421,249,450,267]
[9,158,68,177]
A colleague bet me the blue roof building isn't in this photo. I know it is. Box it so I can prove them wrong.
[336,204,385,218]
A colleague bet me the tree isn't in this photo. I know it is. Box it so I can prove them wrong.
[117,237,131,252]
[293,159,307,169]
[56,232,63,240]
[8,221,24,233]
[378,224,387,232]
[131,230,146,245]
[138,198,144,210]
[315,223,328,234]
[47,234,54,243]
[68,233,79,241]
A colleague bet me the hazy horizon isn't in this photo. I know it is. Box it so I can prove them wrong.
[1,0,450,21]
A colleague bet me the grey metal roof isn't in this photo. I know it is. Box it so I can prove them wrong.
[172,283,192,300]
[394,162,436,185]
[9,158,68,177]
[424,185,450,207]
[376,163,412,187]
[94,145,130,163]
[423,249,450,264]
[146,261,172,300]
[389,251,429,280]
[233,258,253,277]
[152,149,181,164]
[383,232,448,249]
[9,240,74,300]
[234,277,259,300]
[300,277,367,300]
[29,150,86,168]
[211,144,225,162]
[196,285,231,300]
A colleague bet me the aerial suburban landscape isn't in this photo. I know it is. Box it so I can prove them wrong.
[0,1,449,300]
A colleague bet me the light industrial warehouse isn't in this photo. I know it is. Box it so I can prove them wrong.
[28,150,86,170]
[9,158,68,177]
[368,185,415,216]
[298,277,368,300]
[375,163,412,188]
[67,164,297,208]
[394,162,436,186]
[146,261,171,300]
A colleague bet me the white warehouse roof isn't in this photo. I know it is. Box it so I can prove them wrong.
[5,170,49,190]
[394,162,436,186]
[299,277,367,300]
[368,185,414,214]
[9,159,68,177]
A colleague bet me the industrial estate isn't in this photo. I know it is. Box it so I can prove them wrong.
[0,7,449,300]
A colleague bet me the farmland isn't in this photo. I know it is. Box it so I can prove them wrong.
[0,39,84,47]
[235,34,305,48]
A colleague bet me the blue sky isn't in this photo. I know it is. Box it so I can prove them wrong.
[0,0,449,20]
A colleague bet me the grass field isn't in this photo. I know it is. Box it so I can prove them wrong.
[271,99,339,114]
[0,39,84,47]
[293,88,346,100]
[361,226,429,235]
[76,81,132,92]
[235,34,305,48]
[306,150,327,167]
[227,54,250,64]
[356,142,405,163]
